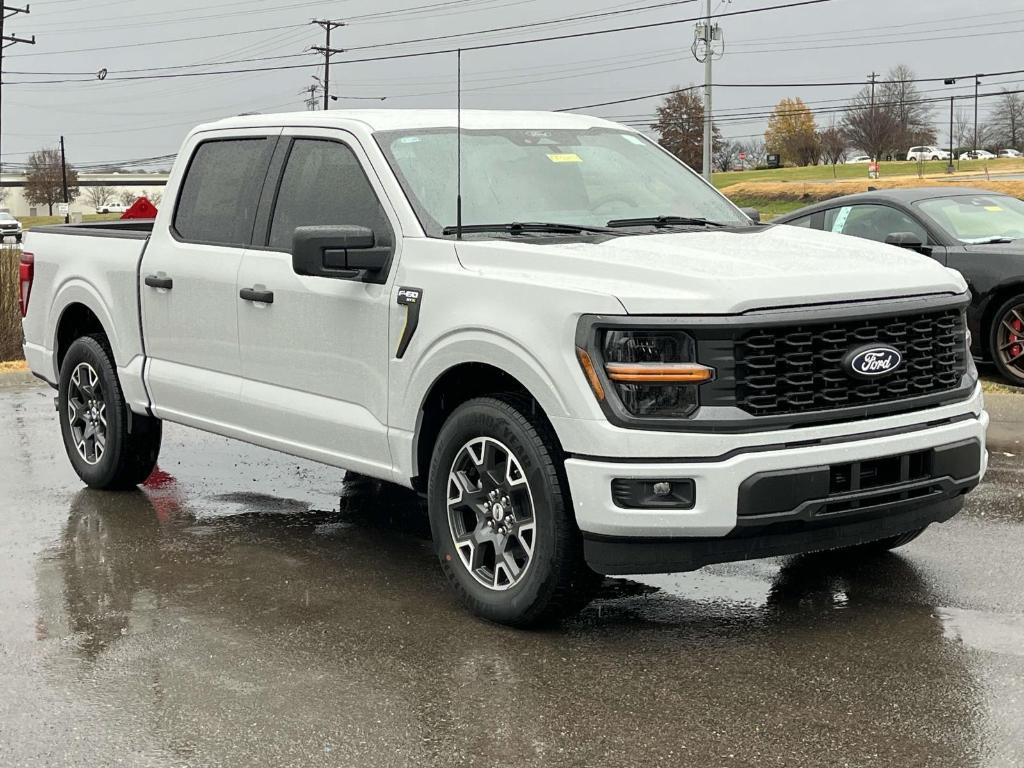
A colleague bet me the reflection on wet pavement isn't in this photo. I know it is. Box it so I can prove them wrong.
[2,381,1024,767]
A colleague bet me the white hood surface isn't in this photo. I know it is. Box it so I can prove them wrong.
[455,224,967,315]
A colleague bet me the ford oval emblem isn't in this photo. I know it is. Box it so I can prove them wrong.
[843,344,903,379]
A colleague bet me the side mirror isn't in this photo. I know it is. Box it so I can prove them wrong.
[740,206,761,223]
[292,225,391,283]
[885,231,931,255]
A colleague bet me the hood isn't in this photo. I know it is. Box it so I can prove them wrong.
[454,225,967,314]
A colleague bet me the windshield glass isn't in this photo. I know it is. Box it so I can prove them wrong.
[0,213,15,221]
[916,195,1024,243]
[374,127,749,237]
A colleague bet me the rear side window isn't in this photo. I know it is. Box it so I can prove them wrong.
[173,137,275,247]
[267,138,391,252]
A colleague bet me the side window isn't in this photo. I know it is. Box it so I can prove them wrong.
[783,214,815,229]
[173,138,275,247]
[267,139,391,252]
[824,204,929,244]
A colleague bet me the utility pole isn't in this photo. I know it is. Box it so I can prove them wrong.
[692,0,723,181]
[59,135,69,223]
[0,4,35,202]
[867,72,879,111]
[311,20,344,110]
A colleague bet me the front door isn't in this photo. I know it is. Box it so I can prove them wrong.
[141,129,280,430]
[235,130,400,475]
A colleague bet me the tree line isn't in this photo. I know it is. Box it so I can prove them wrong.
[653,64,1024,172]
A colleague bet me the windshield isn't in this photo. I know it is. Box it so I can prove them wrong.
[916,195,1024,243]
[374,127,749,237]
[0,213,15,222]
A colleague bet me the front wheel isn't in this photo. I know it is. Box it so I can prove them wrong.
[427,395,598,626]
[990,293,1024,386]
[58,335,163,489]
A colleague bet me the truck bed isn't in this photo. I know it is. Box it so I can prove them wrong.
[30,219,154,239]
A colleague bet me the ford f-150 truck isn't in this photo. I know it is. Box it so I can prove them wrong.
[20,110,988,625]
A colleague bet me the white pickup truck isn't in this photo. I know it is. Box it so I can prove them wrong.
[20,110,988,625]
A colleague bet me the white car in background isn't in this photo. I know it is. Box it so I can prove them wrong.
[906,146,950,161]
[0,211,23,242]
[959,149,996,160]
[846,154,872,163]
[96,202,129,214]
[997,148,1022,158]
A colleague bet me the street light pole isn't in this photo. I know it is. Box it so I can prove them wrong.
[60,135,70,224]
[944,78,957,174]
[973,75,982,155]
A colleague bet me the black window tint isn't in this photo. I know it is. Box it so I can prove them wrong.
[784,215,814,229]
[173,138,274,247]
[825,204,929,244]
[268,139,390,251]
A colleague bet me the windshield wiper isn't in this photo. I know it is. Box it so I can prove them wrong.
[606,215,728,229]
[964,236,1014,244]
[441,221,620,236]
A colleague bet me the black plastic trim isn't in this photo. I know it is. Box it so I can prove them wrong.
[583,496,967,575]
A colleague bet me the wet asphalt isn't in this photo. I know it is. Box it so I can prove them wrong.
[1,377,1023,768]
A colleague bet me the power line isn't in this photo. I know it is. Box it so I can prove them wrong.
[4,0,841,86]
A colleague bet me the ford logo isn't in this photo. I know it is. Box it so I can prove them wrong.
[843,344,903,379]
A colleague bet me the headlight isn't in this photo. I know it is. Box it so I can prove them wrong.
[577,328,713,420]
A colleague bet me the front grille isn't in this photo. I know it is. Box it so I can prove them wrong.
[734,308,966,416]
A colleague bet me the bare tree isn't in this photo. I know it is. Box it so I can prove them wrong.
[953,108,973,155]
[84,185,115,210]
[24,147,80,215]
[819,125,847,176]
[736,138,766,168]
[713,139,737,172]
[841,88,901,160]
[991,90,1024,150]
[149,189,163,207]
[118,189,137,206]
[880,65,936,150]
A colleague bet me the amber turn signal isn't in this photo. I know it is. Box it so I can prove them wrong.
[576,347,606,400]
[604,362,714,383]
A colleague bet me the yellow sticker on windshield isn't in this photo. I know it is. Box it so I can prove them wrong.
[984,205,1004,211]
[547,153,582,163]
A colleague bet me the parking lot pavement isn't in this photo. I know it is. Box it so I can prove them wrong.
[2,379,1023,768]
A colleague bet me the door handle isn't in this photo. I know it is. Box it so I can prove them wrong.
[144,274,173,290]
[239,287,274,304]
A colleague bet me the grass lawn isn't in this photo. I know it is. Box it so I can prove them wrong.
[724,195,807,220]
[712,157,1024,189]
[19,213,122,230]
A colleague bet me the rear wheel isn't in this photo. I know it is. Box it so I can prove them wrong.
[427,395,598,626]
[58,335,162,490]
[991,293,1024,386]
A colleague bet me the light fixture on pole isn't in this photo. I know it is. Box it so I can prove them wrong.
[944,78,956,174]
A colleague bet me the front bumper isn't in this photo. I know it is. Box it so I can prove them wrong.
[564,388,988,570]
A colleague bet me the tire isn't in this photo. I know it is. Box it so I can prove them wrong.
[931,155,939,161]
[989,293,1024,386]
[427,394,599,626]
[58,334,162,490]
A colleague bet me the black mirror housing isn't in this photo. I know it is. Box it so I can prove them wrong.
[740,207,761,223]
[292,225,390,282]
[885,231,930,254]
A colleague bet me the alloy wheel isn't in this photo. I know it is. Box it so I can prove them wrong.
[446,436,537,591]
[996,303,1024,380]
[68,362,107,465]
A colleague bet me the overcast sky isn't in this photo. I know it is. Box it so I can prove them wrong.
[1,0,1021,167]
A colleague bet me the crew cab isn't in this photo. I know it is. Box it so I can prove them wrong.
[20,110,988,626]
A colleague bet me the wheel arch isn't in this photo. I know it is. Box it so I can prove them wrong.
[53,300,111,375]
[980,280,1024,357]
[409,361,561,492]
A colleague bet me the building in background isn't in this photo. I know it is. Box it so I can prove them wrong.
[0,172,169,217]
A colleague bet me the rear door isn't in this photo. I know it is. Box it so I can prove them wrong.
[234,129,400,475]
[141,129,280,429]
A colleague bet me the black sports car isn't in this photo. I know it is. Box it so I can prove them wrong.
[776,187,1024,386]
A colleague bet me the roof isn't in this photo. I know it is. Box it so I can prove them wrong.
[799,186,1004,209]
[195,109,630,134]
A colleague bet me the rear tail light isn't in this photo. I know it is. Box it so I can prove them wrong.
[19,251,34,317]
